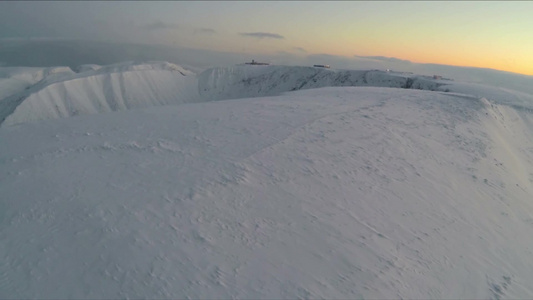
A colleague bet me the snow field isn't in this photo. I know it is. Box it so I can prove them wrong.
[1,87,533,298]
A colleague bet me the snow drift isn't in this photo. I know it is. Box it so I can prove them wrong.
[2,86,533,298]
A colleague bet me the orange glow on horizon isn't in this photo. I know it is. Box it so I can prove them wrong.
[306,35,533,76]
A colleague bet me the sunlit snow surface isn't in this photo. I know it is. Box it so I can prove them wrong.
[2,63,533,298]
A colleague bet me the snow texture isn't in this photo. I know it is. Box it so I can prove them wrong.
[4,62,533,128]
[2,62,533,299]
[0,62,197,126]
[3,62,533,128]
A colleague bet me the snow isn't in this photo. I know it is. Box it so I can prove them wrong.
[0,66,67,101]
[436,81,533,111]
[0,64,441,127]
[1,62,199,126]
[3,62,533,128]
[74,64,102,73]
[2,61,533,298]
[197,65,428,101]
[2,82,533,298]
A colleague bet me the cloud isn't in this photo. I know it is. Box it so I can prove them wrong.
[294,47,307,53]
[140,21,180,31]
[307,53,356,66]
[354,55,412,64]
[239,32,284,39]
[194,28,216,35]
[277,50,291,55]
[301,53,406,70]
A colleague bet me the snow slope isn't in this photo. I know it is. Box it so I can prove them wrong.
[0,66,74,102]
[197,65,441,101]
[1,62,199,126]
[2,87,533,299]
[3,62,533,127]
[3,63,428,127]
[199,65,533,111]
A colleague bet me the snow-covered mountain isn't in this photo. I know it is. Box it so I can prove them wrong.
[198,65,533,112]
[2,62,533,299]
[3,62,533,128]
[197,65,440,100]
[0,62,198,126]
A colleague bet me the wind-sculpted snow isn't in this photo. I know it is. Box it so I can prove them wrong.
[0,63,452,127]
[197,65,442,101]
[198,65,533,111]
[1,62,200,126]
[2,62,533,127]
[2,87,533,298]
[440,81,533,112]
[0,66,74,101]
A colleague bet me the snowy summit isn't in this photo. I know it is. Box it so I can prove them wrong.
[1,61,533,299]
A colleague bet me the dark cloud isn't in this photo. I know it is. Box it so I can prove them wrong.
[140,21,180,31]
[194,28,216,35]
[239,32,284,39]
[354,55,412,64]
[294,47,307,53]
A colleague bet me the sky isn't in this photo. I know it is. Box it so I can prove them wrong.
[1,1,533,75]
